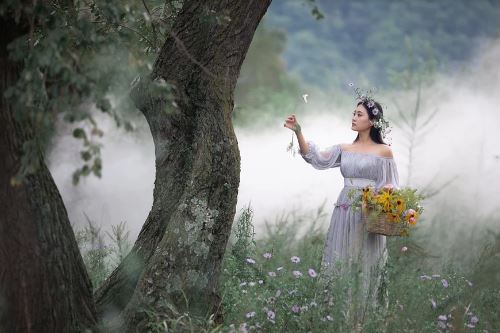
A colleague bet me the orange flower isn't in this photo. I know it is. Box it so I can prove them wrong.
[387,213,401,223]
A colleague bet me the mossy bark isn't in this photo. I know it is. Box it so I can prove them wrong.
[94,0,272,330]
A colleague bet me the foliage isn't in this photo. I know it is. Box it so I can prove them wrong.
[76,200,500,332]
[233,23,304,129]
[265,0,500,89]
[74,214,132,290]
[1,0,177,185]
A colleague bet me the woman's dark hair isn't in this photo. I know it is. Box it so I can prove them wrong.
[354,100,386,144]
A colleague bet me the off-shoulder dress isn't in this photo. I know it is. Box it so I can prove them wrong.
[301,140,400,322]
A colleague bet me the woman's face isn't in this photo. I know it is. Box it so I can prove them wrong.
[351,104,373,132]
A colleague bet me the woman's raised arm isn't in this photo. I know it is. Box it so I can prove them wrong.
[283,114,309,154]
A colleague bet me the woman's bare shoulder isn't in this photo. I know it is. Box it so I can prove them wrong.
[376,144,394,158]
[339,143,352,150]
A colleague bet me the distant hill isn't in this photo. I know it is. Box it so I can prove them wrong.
[263,0,500,89]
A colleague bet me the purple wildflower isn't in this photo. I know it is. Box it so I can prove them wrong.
[308,268,318,278]
[291,304,301,314]
[292,270,303,278]
[239,323,249,333]
[266,310,276,323]
[263,252,272,259]
[290,256,301,263]
[441,279,449,288]
[246,311,256,318]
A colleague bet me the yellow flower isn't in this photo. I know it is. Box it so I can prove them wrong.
[362,187,374,202]
[386,213,401,223]
[375,191,393,212]
[395,197,406,214]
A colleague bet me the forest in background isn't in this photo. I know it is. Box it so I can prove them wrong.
[234,0,500,126]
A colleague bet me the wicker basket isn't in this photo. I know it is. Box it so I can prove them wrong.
[361,204,406,236]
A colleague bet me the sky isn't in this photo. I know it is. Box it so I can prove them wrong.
[48,37,500,245]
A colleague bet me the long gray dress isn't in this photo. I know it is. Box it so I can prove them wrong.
[300,140,400,324]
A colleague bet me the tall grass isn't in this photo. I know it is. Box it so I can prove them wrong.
[76,203,500,332]
[74,213,132,290]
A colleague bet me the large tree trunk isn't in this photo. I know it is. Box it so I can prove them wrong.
[95,0,272,330]
[0,15,97,333]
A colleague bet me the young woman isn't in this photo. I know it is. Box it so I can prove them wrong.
[283,99,399,329]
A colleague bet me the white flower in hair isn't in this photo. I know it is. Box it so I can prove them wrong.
[372,107,379,115]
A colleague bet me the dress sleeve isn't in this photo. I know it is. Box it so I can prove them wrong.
[299,140,341,170]
[375,158,400,190]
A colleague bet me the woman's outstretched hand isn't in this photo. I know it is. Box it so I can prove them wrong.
[284,114,301,133]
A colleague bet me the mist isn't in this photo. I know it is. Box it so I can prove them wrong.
[48,38,500,243]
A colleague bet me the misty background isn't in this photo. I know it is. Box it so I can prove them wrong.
[46,0,500,243]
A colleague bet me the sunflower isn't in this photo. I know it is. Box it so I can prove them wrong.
[395,197,406,214]
[375,191,393,212]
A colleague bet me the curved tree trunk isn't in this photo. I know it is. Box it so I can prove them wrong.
[0,16,97,333]
[95,0,272,330]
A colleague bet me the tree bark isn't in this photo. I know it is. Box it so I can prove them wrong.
[94,0,272,330]
[0,15,97,333]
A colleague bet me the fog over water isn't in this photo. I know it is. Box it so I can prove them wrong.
[48,38,500,243]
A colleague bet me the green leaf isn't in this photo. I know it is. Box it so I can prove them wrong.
[96,98,111,112]
[80,150,92,161]
[73,127,87,139]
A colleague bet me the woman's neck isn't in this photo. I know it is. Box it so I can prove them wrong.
[356,131,374,145]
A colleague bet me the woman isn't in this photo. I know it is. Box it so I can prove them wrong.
[283,99,399,329]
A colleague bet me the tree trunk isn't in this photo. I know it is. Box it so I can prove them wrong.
[0,15,97,333]
[94,0,272,330]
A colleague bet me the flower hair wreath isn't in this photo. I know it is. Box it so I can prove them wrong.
[348,82,392,142]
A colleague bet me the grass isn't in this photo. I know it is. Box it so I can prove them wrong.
[75,202,500,332]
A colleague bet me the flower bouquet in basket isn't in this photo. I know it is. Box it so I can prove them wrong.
[348,184,424,237]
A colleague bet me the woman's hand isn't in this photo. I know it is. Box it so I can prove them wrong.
[284,114,301,133]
